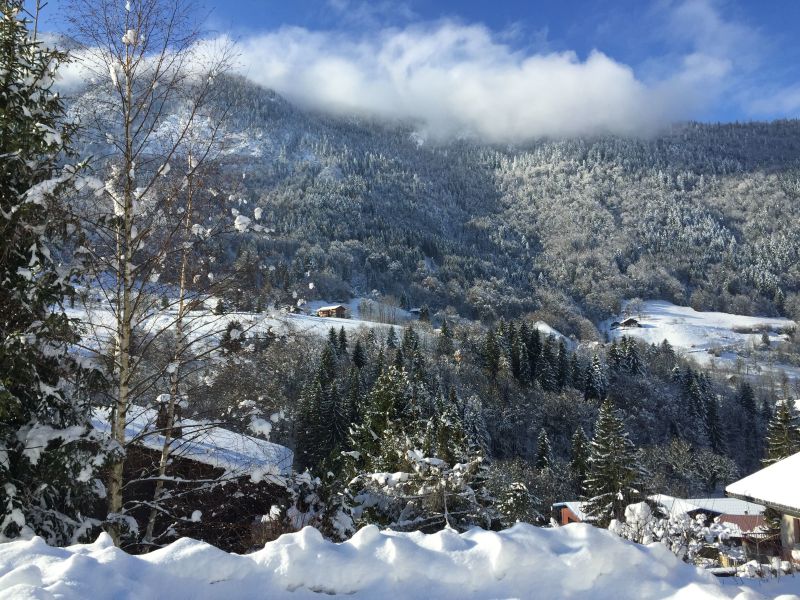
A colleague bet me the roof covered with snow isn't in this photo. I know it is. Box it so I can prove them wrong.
[552,501,590,522]
[685,498,764,516]
[726,452,800,514]
[651,495,764,517]
[91,406,293,477]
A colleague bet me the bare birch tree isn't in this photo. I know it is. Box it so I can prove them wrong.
[65,0,249,545]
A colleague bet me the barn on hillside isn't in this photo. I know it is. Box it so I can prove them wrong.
[317,304,347,318]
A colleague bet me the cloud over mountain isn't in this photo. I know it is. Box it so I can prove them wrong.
[226,14,730,141]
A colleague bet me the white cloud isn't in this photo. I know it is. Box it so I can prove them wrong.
[748,85,800,118]
[55,0,773,140]
[229,20,719,141]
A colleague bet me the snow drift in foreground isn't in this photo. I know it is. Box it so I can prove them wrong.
[1,524,797,600]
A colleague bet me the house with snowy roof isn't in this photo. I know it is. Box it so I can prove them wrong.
[726,452,800,562]
[552,494,764,533]
[91,406,294,552]
[316,304,347,318]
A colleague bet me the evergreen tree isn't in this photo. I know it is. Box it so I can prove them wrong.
[763,399,800,465]
[0,4,101,544]
[556,339,569,390]
[435,319,454,357]
[526,328,541,380]
[518,341,532,386]
[705,395,726,454]
[386,326,397,349]
[351,339,367,370]
[569,427,590,493]
[607,340,622,372]
[537,335,557,391]
[584,354,607,401]
[338,326,348,354]
[295,377,325,470]
[318,344,337,387]
[569,353,582,390]
[584,400,641,526]
[393,346,405,371]
[535,429,552,471]
[738,382,757,416]
[327,326,339,350]
[622,337,644,376]
[346,366,361,425]
[348,367,411,472]
[483,329,501,379]
[373,346,385,379]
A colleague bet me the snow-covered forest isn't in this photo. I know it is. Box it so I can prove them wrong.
[2,0,800,597]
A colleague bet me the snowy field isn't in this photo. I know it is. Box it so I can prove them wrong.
[605,301,797,372]
[1,524,798,600]
[64,302,412,356]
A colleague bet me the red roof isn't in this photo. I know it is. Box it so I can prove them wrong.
[718,514,765,533]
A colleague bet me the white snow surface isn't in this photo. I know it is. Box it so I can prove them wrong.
[91,406,293,477]
[650,495,764,517]
[605,300,796,367]
[726,451,800,512]
[1,523,796,600]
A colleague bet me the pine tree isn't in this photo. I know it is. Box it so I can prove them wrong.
[373,346,385,379]
[346,367,361,425]
[401,326,418,355]
[535,429,552,470]
[607,340,622,372]
[518,341,532,386]
[570,353,582,390]
[483,329,500,379]
[569,427,590,493]
[318,344,337,387]
[584,400,641,526]
[295,377,325,470]
[0,3,101,544]
[338,326,348,354]
[351,339,367,370]
[538,335,557,391]
[622,337,644,376]
[386,326,397,349]
[705,395,726,454]
[526,328,541,380]
[327,327,339,351]
[763,399,800,465]
[348,367,410,472]
[393,346,405,370]
[738,381,757,416]
[584,354,607,401]
[435,319,454,357]
[556,339,569,390]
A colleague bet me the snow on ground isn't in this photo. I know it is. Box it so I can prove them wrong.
[604,300,797,370]
[1,523,797,600]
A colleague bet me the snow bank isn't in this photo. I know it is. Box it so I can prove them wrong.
[0,524,794,599]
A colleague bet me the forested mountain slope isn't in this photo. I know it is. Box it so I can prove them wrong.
[74,75,800,330]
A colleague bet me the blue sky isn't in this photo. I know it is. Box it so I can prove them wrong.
[41,0,800,139]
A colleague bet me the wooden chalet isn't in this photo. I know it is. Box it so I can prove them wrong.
[610,317,641,330]
[316,304,347,318]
